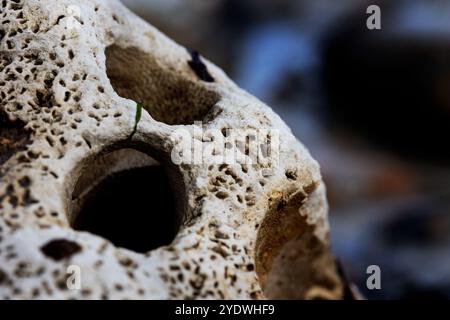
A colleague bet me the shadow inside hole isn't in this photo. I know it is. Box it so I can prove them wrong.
[255,188,343,299]
[105,44,220,125]
[72,165,178,253]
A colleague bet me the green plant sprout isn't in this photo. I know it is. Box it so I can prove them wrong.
[128,102,143,140]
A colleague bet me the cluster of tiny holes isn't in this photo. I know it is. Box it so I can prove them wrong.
[0,2,126,225]
[0,2,265,300]
[198,128,270,207]
[153,227,261,299]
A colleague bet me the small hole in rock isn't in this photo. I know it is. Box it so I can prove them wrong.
[105,45,220,125]
[0,110,31,166]
[70,149,182,253]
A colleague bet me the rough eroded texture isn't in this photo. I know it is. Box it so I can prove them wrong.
[0,0,343,299]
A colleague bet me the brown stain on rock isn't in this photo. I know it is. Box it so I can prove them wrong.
[0,110,31,167]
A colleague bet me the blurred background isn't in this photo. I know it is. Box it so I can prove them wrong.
[121,0,450,299]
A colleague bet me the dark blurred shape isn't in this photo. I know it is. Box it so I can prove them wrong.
[337,196,450,300]
[400,283,450,300]
[272,71,306,104]
[382,200,450,247]
[322,2,450,162]
[187,50,215,82]
[218,0,256,31]
[336,259,365,300]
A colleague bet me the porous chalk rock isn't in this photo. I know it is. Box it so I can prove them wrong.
[0,0,342,299]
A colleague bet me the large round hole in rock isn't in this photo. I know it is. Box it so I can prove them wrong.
[105,44,220,125]
[71,149,180,253]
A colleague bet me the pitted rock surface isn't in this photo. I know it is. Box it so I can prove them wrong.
[0,0,342,299]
